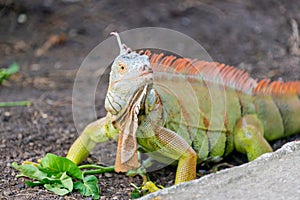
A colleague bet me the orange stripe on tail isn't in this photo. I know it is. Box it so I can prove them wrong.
[253,80,300,95]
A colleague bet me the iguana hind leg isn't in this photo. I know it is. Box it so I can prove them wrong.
[233,114,272,161]
[66,117,119,164]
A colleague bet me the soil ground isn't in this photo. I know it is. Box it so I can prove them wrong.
[0,0,300,199]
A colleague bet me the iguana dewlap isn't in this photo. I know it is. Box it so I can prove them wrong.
[67,32,300,184]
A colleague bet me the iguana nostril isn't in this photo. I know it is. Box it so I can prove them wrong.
[143,65,152,72]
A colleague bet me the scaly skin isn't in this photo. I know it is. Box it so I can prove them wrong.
[67,32,300,185]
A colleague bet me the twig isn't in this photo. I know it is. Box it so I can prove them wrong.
[78,164,115,175]
[288,19,300,55]
[35,34,67,57]
[0,101,30,107]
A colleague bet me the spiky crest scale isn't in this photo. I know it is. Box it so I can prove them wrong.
[140,50,300,96]
[142,51,257,93]
[254,80,300,95]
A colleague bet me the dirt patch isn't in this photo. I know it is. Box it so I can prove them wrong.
[1,0,300,199]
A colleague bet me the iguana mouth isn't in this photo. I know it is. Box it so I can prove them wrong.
[109,84,150,123]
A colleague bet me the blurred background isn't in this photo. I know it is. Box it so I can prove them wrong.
[1,0,300,101]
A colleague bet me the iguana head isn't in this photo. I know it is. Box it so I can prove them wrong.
[105,32,154,171]
[105,32,153,120]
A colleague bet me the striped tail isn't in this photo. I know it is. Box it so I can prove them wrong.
[253,79,300,140]
[253,79,300,96]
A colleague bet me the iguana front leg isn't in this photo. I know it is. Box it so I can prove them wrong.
[139,119,197,184]
[66,117,119,164]
[155,127,197,183]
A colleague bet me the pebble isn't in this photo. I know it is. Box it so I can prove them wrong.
[17,14,27,24]
[30,64,41,71]
[15,183,25,189]
[3,190,12,196]
[41,113,48,119]
[104,172,113,178]
[3,112,11,121]
[13,40,28,52]
[181,17,191,26]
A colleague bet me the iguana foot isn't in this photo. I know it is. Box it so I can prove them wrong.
[142,181,164,193]
[126,157,164,193]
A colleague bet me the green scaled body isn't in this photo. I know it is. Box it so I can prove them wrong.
[139,53,300,164]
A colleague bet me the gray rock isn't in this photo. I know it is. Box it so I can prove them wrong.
[141,141,300,200]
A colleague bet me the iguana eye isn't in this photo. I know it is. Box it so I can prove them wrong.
[118,61,127,74]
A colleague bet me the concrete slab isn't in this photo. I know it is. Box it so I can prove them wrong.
[141,141,300,200]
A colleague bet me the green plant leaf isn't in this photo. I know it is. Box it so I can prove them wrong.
[6,62,19,74]
[44,183,70,196]
[130,188,141,199]
[12,162,48,180]
[25,181,44,187]
[40,153,82,180]
[60,172,73,192]
[12,154,110,199]
[74,175,100,200]
[25,177,62,187]
[0,63,19,84]
[23,177,57,185]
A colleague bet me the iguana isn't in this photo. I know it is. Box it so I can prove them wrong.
[66,32,300,185]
